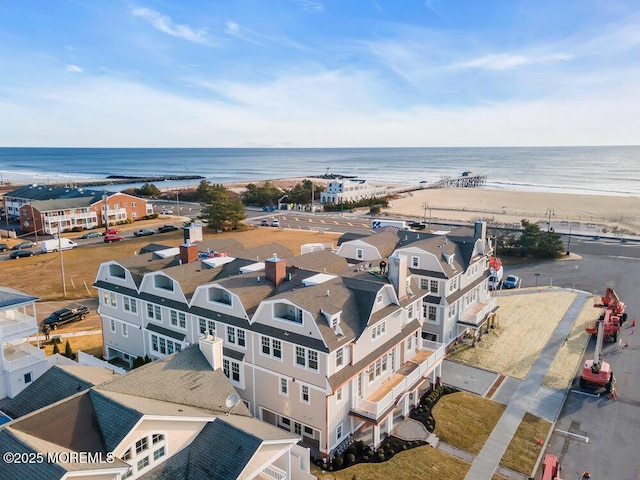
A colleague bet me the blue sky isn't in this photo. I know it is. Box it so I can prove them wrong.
[1,0,638,147]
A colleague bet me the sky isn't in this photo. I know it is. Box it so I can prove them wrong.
[1,0,639,148]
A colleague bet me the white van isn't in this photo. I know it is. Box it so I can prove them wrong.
[41,238,78,253]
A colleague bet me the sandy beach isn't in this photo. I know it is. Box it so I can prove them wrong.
[384,188,640,234]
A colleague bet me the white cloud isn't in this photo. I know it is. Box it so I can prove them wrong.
[65,64,83,73]
[290,0,324,12]
[130,6,209,44]
[450,53,573,71]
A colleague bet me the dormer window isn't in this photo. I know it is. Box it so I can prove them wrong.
[274,303,303,324]
[154,275,174,292]
[208,286,232,306]
[411,256,419,268]
[108,264,126,279]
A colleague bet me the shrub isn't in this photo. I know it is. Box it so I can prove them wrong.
[347,445,357,455]
[377,452,385,462]
[71,226,84,232]
[53,343,60,355]
[346,453,355,464]
[362,455,369,461]
[333,456,344,468]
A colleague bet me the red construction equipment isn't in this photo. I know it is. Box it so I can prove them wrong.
[585,288,627,343]
[542,454,562,479]
[581,307,615,393]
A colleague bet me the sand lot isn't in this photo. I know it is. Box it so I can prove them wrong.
[449,289,595,382]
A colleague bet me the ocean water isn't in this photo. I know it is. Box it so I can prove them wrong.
[0,146,638,196]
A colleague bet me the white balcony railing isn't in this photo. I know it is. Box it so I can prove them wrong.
[460,297,498,326]
[3,343,46,373]
[0,312,38,339]
[262,464,287,480]
[353,341,446,420]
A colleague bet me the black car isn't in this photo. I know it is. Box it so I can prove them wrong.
[42,305,90,330]
[9,250,35,259]
[0,243,8,252]
[158,225,179,233]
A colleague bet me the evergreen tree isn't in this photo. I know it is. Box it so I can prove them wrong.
[197,180,247,230]
[64,340,74,359]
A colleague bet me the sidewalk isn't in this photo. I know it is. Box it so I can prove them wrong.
[463,292,590,479]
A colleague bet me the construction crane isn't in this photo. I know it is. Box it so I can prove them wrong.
[585,288,627,343]
[580,310,614,393]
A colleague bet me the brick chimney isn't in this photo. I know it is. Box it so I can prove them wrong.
[265,254,286,287]
[388,252,408,300]
[180,243,199,264]
[199,334,223,370]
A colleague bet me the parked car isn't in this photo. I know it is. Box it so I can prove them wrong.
[408,221,427,230]
[9,249,35,259]
[80,231,101,239]
[42,305,89,330]
[104,234,123,243]
[260,219,269,226]
[12,241,36,250]
[134,228,155,237]
[102,229,120,236]
[503,275,520,289]
[0,243,8,252]
[161,209,174,215]
[271,219,280,227]
[158,225,179,233]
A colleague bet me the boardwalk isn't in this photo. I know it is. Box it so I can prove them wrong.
[430,174,487,188]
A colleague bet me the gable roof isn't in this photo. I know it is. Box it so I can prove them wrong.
[0,286,38,309]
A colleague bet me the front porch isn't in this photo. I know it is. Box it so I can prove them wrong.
[459,297,498,328]
[0,311,38,341]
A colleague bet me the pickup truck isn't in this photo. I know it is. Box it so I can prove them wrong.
[42,305,90,330]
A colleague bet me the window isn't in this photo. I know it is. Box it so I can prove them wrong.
[152,434,164,444]
[294,422,301,435]
[280,378,288,396]
[124,297,137,313]
[159,338,166,354]
[223,359,241,383]
[448,303,456,318]
[367,357,389,384]
[301,385,310,404]
[122,323,128,337]
[227,326,236,343]
[122,449,131,461]
[407,334,413,351]
[272,339,282,359]
[147,304,162,321]
[428,305,437,321]
[153,447,165,461]
[296,346,305,367]
[308,350,318,371]
[411,256,419,268]
[371,321,386,341]
[262,336,271,355]
[199,318,215,335]
[336,347,344,367]
[109,292,116,307]
[179,312,186,328]
[151,335,158,352]
[135,438,148,455]
[336,424,343,440]
[24,372,32,384]
[110,319,116,333]
[408,304,414,319]
[170,311,178,326]
[137,457,149,470]
[304,426,313,436]
[237,329,245,347]
[430,280,438,293]
[336,387,343,402]
[356,248,364,260]
[153,275,174,292]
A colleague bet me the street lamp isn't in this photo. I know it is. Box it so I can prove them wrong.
[572,265,579,292]
[546,208,555,232]
[534,272,541,288]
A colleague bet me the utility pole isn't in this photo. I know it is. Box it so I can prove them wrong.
[176,191,180,217]
[103,190,108,232]
[57,222,67,298]
[30,202,38,244]
[546,208,555,232]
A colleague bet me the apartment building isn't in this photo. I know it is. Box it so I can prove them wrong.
[0,287,47,399]
[336,221,498,346]
[0,342,310,480]
[3,185,152,234]
[94,238,445,458]
[319,179,381,204]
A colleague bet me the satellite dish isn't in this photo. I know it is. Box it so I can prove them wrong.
[225,393,240,415]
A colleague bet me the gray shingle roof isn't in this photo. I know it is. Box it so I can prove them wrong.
[0,429,66,480]
[0,286,39,309]
[97,345,252,417]
[1,365,112,420]
[89,389,144,452]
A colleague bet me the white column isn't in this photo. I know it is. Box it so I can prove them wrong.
[402,394,410,416]
[386,414,393,434]
[412,389,419,407]
[372,425,381,447]
[286,450,291,480]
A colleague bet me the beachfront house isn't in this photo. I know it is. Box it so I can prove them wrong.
[320,179,381,204]
[93,238,445,459]
[0,288,47,400]
[3,185,153,234]
[0,342,311,480]
[335,221,498,346]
